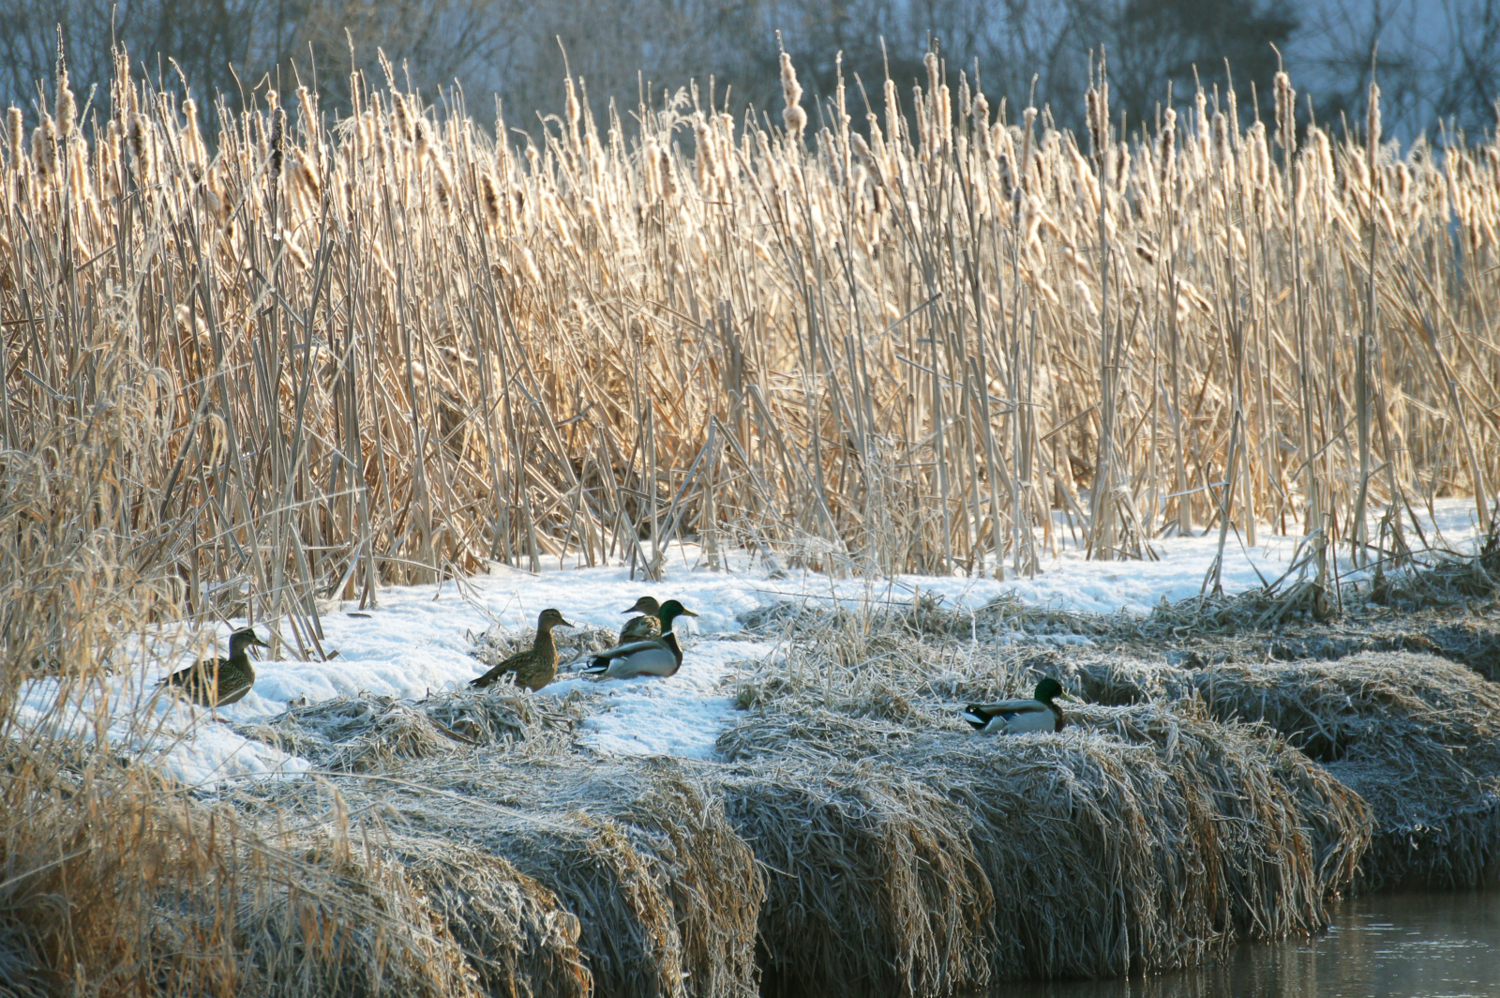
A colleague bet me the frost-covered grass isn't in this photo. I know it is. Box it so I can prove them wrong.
[9,498,1477,788]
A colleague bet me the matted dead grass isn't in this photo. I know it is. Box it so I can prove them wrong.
[399,838,591,998]
[233,688,585,770]
[0,740,510,998]
[718,609,1370,991]
[238,754,765,998]
[720,761,992,997]
[718,703,1366,990]
[1189,652,1500,891]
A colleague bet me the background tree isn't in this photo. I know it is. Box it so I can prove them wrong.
[0,0,1493,144]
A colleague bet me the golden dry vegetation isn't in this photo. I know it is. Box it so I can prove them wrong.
[5,50,1498,632]
[4,46,1500,998]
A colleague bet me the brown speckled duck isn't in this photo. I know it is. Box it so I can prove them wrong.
[470,608,572,692]
[160,628,269,707]
[618,595,662,643]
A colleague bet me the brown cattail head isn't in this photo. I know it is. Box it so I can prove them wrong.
[883,78,901,145]
[1212,111,1234,186]
[1367,80,1382,157]
[933,57,952,152]
[1274,71,1296,154]
[1195,88,1210,163]
[1310,127,1334,193]
[68,135,90,209]
[1085,90,1102,159]
[293,147,321,202]
[269,110,284,179]
[392,92,413,143]
[565,77,581,145]
[997,152,1015,203]
[694,115,715,190]
[1087,72,1111,177]
[1020,105,1037,182]
[182,97,206,170]
[1349,147,1370,194]
[1021,193,1042,247]
[1159,106,1177,196]
[780,51,806,137]
[110,47,130,121]
[297,87,323,170]
[413,115,432,163]
[7,107,22,172]
[1086,86,1111,182]
[202,174,225,224]
[658,145,676,202]
[128,110,152,183]
[479,169,501,229]
[850,131,872,164]
[913,83,930,156]
[973,94,991,160]
[55,64,76,142]
[32,118,58,184]
[297,86,318,136]
[641,135,661,202]
[1247,121,1270,191]
[432,155,455,216]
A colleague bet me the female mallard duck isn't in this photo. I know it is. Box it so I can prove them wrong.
[618,595,662,643]
[584,600,699,679]
[160,627,269,707]
[962,678,1068,734]
[471,608,572,692]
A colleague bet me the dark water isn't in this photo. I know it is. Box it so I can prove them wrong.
[1001,892,1500,998]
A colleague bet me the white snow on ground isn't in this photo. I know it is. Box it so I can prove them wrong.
[14,499,1491,787]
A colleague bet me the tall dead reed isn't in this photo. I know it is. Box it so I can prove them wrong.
[6,49,1497,626]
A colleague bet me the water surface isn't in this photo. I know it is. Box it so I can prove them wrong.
[1002,892,1500,998]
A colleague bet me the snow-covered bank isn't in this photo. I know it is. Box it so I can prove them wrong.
[14,499,1488,786]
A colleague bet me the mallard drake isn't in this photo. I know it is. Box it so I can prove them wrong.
[160,627,269,707]
[962,678,1068,734]
[584,600,699,679]
[471,608,572,692]
[618,595,662,643]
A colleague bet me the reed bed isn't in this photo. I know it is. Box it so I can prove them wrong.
[4,41,1500,998]
[5,50,1499,640]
